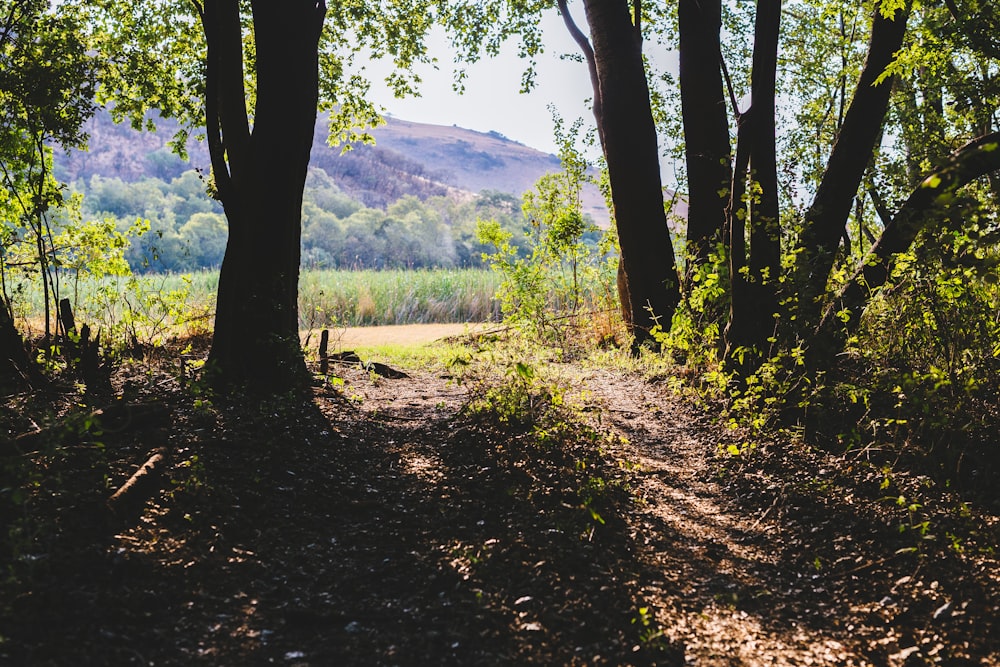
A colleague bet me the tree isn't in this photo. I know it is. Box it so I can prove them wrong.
[82,0,440,391]
[813,132,1000,366]
[556,0,681,346]
[197,0,326,390]
[0,0,96,383]
[723,0,782,367]
[790,2,911,337]
[444,0,681,347]
[678,0,730,275]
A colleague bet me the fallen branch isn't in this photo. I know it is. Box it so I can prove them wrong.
[361,360,410,379]
[326,351,409,379]
[107,448,169,522]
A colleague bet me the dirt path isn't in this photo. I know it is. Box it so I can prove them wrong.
[577,369,998,666]
[333,364,1000,666]
[303,323,491,349]
[2,354,997,665]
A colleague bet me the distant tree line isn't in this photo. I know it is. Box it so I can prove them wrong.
[74,167,544,273]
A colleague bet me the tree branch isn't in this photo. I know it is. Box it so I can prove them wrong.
[557,0,604,143]
[866,184,893,229]
[188,0,205,20]
[720,49,741,117]
[820,132,1000,344]
[201,0,251,207]
[792,2,910,325]
[200,3,232,202]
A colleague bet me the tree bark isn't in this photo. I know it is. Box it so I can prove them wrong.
[746,0,781,350]
[203,1,326,391]
[679,0,731,274]
[723,0,781,369]
[0,299,31,391]
[792,3,910,331]
[580,0,681,345]
[107,449,168,523]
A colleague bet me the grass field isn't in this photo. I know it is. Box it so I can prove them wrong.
[7,268,502,336]
[297,268,501,327]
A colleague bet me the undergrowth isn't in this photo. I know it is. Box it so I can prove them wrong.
[655,234,1000,504]
[452,336,639,543]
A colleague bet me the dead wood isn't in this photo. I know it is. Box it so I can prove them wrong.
[107,449,169,521]
[361,360,410,379]
[319,329,330,375]
[329,350,361,364]
[325,350,408,378]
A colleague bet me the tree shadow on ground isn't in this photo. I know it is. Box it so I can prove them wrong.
[2,375,997,666]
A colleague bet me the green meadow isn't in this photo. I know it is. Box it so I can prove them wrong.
[8,268,502,335]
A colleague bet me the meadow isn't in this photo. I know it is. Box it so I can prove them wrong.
[8,268,503,339]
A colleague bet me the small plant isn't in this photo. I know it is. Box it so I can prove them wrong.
[477,111,619,352]
[631,605,667,649]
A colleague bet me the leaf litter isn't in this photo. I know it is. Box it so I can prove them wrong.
[0,341,997,665]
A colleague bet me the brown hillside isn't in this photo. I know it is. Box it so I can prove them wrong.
[55,110,611,224]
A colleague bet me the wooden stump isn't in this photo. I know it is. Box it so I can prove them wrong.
[319,328,330,374]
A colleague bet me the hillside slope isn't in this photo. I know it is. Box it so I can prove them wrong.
[55,110,610,224]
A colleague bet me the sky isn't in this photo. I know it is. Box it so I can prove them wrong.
[365,12,599,157]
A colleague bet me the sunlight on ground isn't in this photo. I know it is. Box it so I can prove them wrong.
[301,323,491,349]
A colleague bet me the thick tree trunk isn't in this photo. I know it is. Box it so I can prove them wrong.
[723,0,781,370]
[679,0,731,274]
[582,0,681,345]
[204,1,325,391]
[792,4,910,331]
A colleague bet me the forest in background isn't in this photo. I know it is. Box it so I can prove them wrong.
[43,108,609,274]
[70,167,544,272]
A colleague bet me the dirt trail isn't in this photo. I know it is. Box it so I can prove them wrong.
[577,369,998,666]
[2,354,997,665]
[583,371,850,664]
[340,364,1000,666]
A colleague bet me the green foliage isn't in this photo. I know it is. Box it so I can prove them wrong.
[457,339,634,538]
[70,167,526,273]
[655,242,729,371]
[832,237,1000,491]
[478,113,618,350]
[0,1,98,341]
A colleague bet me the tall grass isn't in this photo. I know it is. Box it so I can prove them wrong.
[7,268,502,333]
[298,268,501,327]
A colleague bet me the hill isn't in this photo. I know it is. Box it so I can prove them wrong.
[55,110,610,224]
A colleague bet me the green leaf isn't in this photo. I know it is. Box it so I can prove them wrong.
[878,0,907,19]
[514,362,535,382]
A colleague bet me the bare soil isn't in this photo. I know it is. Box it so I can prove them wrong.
[1,338,998,666]
[304,323,489,349]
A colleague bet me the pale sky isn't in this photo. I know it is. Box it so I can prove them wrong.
[366,10,680,159]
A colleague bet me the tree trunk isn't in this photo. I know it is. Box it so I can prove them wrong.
[582,0,681,345]
[723,0,781,370]
[0,299,31,391]
[204,1,326,391]
[747,0,781,348]
[679,0,731,275]
[792,4,910,332]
